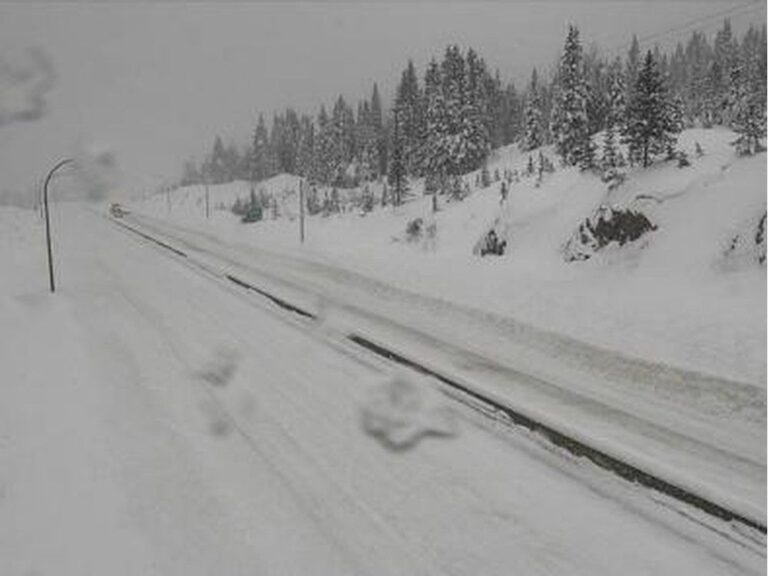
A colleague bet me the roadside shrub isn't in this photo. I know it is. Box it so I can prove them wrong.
[405,217,423,242]
[475,229,507,256]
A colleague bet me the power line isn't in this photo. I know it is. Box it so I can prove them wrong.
[606,0,763,56]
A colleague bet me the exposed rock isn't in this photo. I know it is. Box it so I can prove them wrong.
[564,204,657,262]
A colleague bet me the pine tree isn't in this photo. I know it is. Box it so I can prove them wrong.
[551,25,593,167]
[461,47,492,173]
[208,136,227,184]
[602,65,626,170]
[355,99,374,180]
[730,62,766,155]
[420,46,491,186]
[523,68,544,151]
[314,105,334,185]
[388,106,407,206]
[251,114,271,183]
[394,60,423,175]
[584,47,610,136]
[296,115,315,179]
[486,70,506,148]
[271,108,300,174]
[622,51,680,167]
[684,31,713,126]
[714,19,739,95]
[369,83,387,179]
[422,57,449,188]
[626,35,640,97]
[665,95,685,158]
[608,64,627,127]
[223,143,240,182]
[331,96,355,185]
[727,25,766,154]
[501,82,522,144]
[180,158,201,186]
[601,124,621,172]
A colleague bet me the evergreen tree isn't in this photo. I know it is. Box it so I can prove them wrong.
[602,64,626,170]
[388,106,407,206]
[355,99,374,180]
[268,113,282,174]
[714,19,739,93]
[730,61,766,155]
[394,60,423,175]
[501,82,522,144]
[607,61,626,128]
[460,47,492,172]
[180,158,201,186]
[422,57,449,187]
[522,68,544,151]
[551,25,594,167]
[420,46,490,186]
[601,124,621,171]
[728,24,766,154]
[331,95,355,185]
[250,114,271,182]
[486,70,506,148]
[223,143,240,182]
[684,31,713,126]
[665,94,685,157]
[370,83,387,179]
[208,136,227,184]
[622,51,681,167]
[296,114,315,179]
[626,35,641,97]
[314,105,334,185]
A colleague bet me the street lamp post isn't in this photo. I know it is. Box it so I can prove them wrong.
[43,158,74,293]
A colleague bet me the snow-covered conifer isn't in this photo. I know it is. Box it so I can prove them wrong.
[522,69,544,151]
[622,51,681,167]
[551,25,593,167]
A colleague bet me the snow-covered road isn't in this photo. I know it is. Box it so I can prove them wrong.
[126,209,766,528]
[0,205,764,575]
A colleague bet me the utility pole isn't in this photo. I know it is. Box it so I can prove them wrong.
[42,158,74,293]
[299,179,305,244]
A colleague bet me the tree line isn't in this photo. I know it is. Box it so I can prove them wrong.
[180,19,766,195]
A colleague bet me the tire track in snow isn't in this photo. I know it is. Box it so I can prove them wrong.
[104,210,766,536]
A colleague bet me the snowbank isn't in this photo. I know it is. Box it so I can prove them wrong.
[129,128,766,384]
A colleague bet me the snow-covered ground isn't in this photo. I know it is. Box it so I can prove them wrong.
[126,205,766,526]
[1,204,765,574]
[132,128,766,386]
[125,128,767,526]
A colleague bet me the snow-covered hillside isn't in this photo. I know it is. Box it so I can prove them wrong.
[129,128,766,384]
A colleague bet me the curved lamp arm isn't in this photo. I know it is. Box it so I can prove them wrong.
[43,158,74,293]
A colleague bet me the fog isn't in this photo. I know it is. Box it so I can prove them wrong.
[0,1,763,202]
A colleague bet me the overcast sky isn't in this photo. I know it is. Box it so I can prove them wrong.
[0,1,764,200]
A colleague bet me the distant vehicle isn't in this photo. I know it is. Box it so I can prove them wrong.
[110,203,128,218]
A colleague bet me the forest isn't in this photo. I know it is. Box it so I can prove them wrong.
[178,19,767,201]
